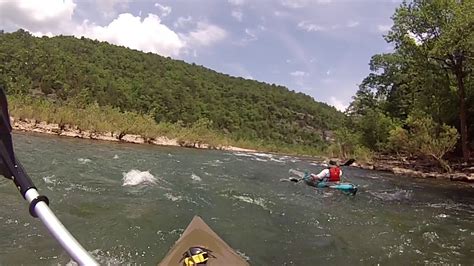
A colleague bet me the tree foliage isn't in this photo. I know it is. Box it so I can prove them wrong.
[349,0,473,161]
[0,30,346,148]
[388,111,459,171]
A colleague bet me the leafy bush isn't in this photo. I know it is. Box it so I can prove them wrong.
[388,111,459,171]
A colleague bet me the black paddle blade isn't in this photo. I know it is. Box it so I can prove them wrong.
[0,87,15,178]
[342,158,355,166]
[0,87,36,197]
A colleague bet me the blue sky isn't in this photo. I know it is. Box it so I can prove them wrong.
[0,0,401,111]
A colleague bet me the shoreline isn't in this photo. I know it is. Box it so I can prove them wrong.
[353,156,474,184]
[10,117,256,153]
[10,117,473,184]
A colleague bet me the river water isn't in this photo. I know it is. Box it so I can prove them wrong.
[0,133,472,265]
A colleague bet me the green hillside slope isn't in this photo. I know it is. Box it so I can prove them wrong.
[0,29,345,148]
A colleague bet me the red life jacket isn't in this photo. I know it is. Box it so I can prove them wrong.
[328,167,341,182]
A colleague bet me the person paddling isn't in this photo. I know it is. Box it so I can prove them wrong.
[306,160,342,185]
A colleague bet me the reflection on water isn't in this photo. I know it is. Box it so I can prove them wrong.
[0,132,472,265]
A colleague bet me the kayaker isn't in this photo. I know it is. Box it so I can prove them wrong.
[309,160,342,183]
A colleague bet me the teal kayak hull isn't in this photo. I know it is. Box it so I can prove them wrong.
[303,173,358,195]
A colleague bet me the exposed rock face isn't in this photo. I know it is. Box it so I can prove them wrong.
[121,134,145,144]
[150,137,179,146]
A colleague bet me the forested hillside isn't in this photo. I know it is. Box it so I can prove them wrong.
[0,29,345,148]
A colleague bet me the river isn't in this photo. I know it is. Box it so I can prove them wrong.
[0,133,472,265]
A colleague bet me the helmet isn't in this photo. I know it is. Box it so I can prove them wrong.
[329,160,337,166]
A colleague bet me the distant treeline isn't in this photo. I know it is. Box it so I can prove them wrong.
[0,29,345,151]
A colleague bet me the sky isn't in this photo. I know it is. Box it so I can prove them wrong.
[0,0,401,111]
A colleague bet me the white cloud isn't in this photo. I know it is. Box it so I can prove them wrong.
[235,25,265,46]
[281,0,332,8]
[0,0,76,32]
[97,0,131,17]
[298,21,326,32]
[347,20,359,28]
[228,0,246,6]
[183,22,227,46]
[290,71,308,77]
[274,10,291,17]
[244,28,257,41]
[377,24,391,33]
[98,0,131,10]
[329,96,347,112]
[154,3,172,17]
[174,16,193,29]
[299,20,360,33]
[0,1,228,57]
[231,10,243,22]
[76,13,185,56]
[326,70,331,76]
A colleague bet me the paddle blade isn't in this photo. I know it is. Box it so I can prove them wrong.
[0,87,36,196]
[0,87,15,178]
[342,158,355,166]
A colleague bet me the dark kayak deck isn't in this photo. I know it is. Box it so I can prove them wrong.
[158,216,249,265]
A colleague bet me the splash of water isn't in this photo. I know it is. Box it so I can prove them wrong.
[289,169,305,178]
[78,158,92,164]
[191,173,202,182]
[122,170,157,186]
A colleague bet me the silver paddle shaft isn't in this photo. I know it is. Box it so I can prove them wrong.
[25,189,98,265]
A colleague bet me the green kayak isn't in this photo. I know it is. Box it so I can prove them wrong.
[158,216,249,266]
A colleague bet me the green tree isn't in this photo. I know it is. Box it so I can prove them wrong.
[388,111,459,171]
[386,0,473,161]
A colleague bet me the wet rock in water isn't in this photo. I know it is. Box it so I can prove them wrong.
[421,172,444,179]
[374,164,393,172]
[450,173,474,183]
[463,166,474,173]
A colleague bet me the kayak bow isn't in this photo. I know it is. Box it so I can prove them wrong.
[159,216,249,266]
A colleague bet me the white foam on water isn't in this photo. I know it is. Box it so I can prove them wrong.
[204,159,223,167]
[78,158,92,164]
[42,175,57,185]
[422,231,439,243]
[191,173,202,182]
[164,193,182,202]
[289,169,305,178]
[66,248,134,265]
[64,183,98,193]
[370,189,413,201]
[436,213,449,218]
[232,195,273,213]
[122,170,157,186]
[156,228,185,241]
[233,152,253,157]
[270,157,285,163]
[250,152,273,158]
[236,250,251,261]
